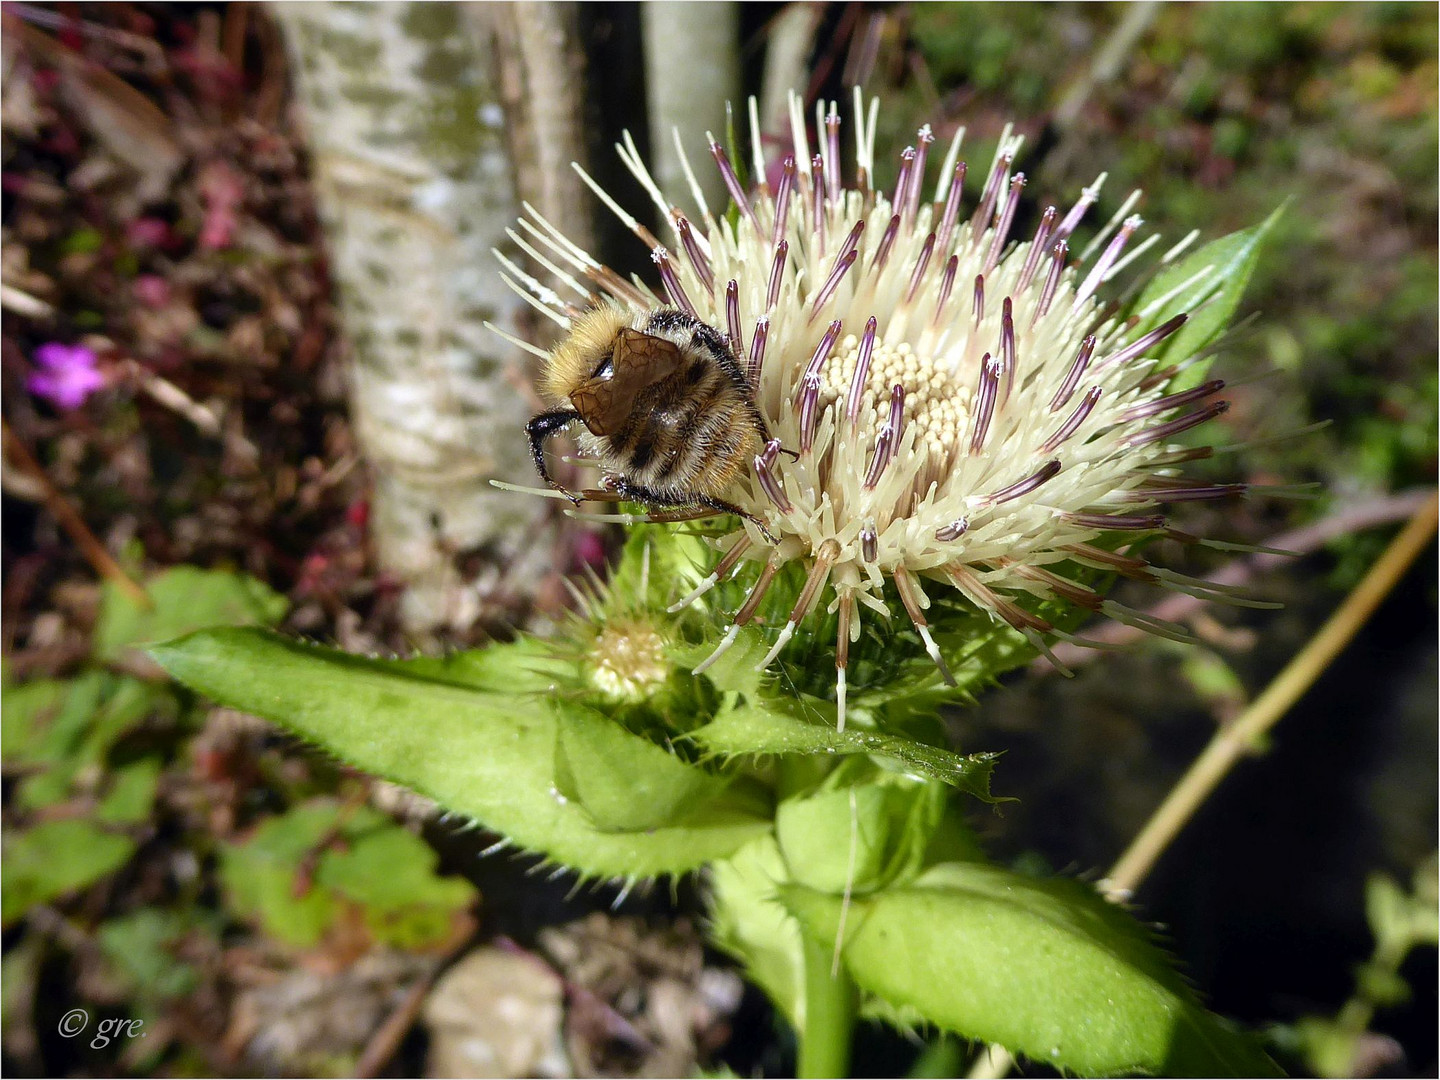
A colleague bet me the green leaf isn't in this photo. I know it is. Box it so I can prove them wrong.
[692,701,1000,800]
[315,821,477,950]
[708,835,806,1030]
[776,778,947,894]
[781,862,1281,1077]
[97,909,202,1001]
[219,801,344,948]
[96,566,289,661]
[0,679,69,763]
[553,701,762,832]
[96,758,163,824]
[393,635,574,695]
[150,628,771,879]
[222,801,476,952]
[1128,204,1286,390]
[2,820,136,925]
[672,625,773,700]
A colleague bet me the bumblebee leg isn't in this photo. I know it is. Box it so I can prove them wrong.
[609,478,778,544]
[525,410,585,504]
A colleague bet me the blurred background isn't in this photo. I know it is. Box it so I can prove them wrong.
[2,2,1435,1076]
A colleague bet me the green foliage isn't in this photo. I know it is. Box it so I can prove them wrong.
[2,819,137,925]
[693,701,999,800]
[781,863,1281,1077]
[137,529,1275,1076]
[554,701,768,831]
[95,758,163,824]
[776,776,946,894]
[708,836,808,1030]
[1275,854,1438,1077]
[95,565,289,661]
[97,908,204,1002]
[220,800,476,950]
[150,628,771,879]
[1129,204,1286,390]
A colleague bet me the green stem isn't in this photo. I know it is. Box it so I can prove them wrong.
[799,932,857,1079]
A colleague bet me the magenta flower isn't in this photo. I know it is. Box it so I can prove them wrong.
[27,342,105,410]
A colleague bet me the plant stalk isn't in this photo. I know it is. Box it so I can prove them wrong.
[970,489,1438,1080]
[799,931,858,1079]
[1104,489,1438,899]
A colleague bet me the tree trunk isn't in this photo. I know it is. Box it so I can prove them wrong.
[276,2,551,634]
[640,1,740,221]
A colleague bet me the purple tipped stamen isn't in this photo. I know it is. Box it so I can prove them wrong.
[825,106,842,203]
[725,279,744,356]
[905,233,937,303]
[971,152,1012,237]
[836,217,865,265]
[863,383,905,489]
[907,125,934,222]
[935,516,970,542]
[1034,240,1068,323]
[1049,335,1096,411]
[799,320,843,451]
[1040,385,1102,453]
[846,316,879,426]
[754,438,791,513]
[709,140,761,236]
[1122,482,1246,503]
[1125,400,1230,448]
[892,147,915,218]
[987,459,1062,505]
[1017,206,1057,293]
[932,255,959,324]
[860,522,878,562]
[871,214,901,272]
[1076,215,1140,305]
[772,155,796,250]
[810,249,858,317]
[984,173,1026,274]
[969,353,999,454]
[675,215,713,294]
[935,160,967,254]
[1098,313,1188,369]
[1000,298,1016,402]
[653,247,696,317]
[768,240,788,311]
[1066,512,1166,531]
[1120,378,1225,422]
[748,316,769,385]
[811,153,827,251]
[1055,184,1099,241]
[972,274,985,324]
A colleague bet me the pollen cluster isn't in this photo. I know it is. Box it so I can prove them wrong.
[817,335,970,466]
[497,90,1253,730]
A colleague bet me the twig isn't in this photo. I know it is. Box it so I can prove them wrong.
[2,422,151,609]
[970,489,1438,1080]
[1053,2,1162,130]
[0,283,55,319]
[1033,488,1435,673]
[1101,490,1438,900]
[352,964,438,1078]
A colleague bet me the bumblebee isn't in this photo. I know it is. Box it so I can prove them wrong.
[526,306,775,533]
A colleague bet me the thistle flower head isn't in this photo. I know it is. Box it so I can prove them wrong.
[499,92,1259,730]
